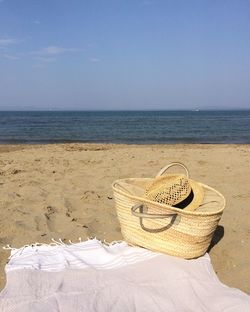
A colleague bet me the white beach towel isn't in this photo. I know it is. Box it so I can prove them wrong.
[0,238,249,312]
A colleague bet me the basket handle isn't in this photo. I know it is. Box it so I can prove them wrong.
[112,182,133,195]
[156,162,189,178]
[131,203,177,233]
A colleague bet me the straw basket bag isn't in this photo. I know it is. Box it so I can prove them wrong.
[112,162,225,259]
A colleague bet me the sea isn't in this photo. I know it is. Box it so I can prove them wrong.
[0,110,250,144]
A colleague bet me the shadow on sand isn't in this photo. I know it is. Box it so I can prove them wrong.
[207,225,224,253]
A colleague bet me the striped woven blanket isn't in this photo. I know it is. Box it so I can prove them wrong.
[0,239,249,311]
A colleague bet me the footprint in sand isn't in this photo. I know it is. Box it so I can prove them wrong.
[233,193,250,199]
[34,215,47,232]
[63,159,70,167]
[198,160,207,166]
[0,236,11,245]
[44,206,57,231]
[64,198,75,215]
[148,160,158,165]
[0,168,23,176]
[81,191,101,203]
[15,220,31,230]
[80,160,103,165]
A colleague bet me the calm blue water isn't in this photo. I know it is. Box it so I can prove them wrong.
[0,110,250,144]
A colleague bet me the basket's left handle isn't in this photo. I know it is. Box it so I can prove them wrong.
[112,182,133,195]
[156,162,189,178]
[131,203,177,233]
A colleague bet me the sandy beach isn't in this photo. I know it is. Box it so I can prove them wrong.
[0,143,249,294]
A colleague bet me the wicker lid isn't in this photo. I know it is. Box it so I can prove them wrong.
[144,163,204,211]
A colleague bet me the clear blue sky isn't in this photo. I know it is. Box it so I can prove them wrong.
[0,0,250,110]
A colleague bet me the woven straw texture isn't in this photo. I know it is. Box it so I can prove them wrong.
[145,175,191,206]
[112,164,225,259]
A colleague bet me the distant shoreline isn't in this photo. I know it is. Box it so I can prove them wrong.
[0,143,250,154]
[1,141,250,146]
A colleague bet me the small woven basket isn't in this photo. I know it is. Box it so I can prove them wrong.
[112,162,225,259]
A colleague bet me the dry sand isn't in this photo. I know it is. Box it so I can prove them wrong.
[0,144,249,294]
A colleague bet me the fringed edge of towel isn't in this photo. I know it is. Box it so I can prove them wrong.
[3,237,124,260]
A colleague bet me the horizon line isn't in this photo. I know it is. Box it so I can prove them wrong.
[0,108,250,112]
